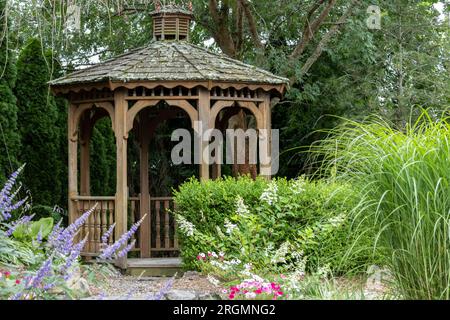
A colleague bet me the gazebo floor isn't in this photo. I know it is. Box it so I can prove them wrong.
[126,258,183,277]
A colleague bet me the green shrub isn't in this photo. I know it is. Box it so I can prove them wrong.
[174,176,379,275]
[314,110,450,299]
[29,205,66,225]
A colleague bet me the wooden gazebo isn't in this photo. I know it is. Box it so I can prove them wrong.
[50,5,288,268]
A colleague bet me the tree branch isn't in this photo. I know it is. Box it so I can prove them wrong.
[295,0,361,84]
[208,0,236,57]
[239,0,264,50]
[235,1,244,54]
[208,0,221,23]
[289,0,336,62]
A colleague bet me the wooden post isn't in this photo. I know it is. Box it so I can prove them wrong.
[114,89,128,269]
[198,87,211,181]
[68,104,78,225]
[212,163,221,180]
[259,91,272,180]
[80,117,92,196]
[139,114,151,258]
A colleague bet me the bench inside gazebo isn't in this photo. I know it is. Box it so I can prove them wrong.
[50,4,287,274]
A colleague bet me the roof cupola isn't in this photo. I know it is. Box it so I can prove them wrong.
[151,1,194,42]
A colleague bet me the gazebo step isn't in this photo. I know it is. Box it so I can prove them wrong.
[126,258,183,277]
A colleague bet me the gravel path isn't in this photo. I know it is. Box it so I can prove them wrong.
[88,271,223,300]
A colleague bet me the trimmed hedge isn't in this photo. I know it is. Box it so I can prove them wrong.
[174,176,380,275]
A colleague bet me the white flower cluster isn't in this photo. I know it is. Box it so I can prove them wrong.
[292,252,307,277]
[210,257,241,271]
[328,214,346,228]
[177,215,195,237]
[291,177,307,194]
[211,260,230,271]
[316,264,332,279]
[224,219,238,235]
[236,196,250,215]
[271,241,290,264]
[263,243,275,257]
[260,181,278,205]
[208,251,219,258]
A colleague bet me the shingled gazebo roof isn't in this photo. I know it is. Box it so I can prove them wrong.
[50,41,289,93]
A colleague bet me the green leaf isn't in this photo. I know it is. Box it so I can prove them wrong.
[30,217,54,238]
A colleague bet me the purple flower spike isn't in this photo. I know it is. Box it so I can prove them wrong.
[0,165,27,222]
[47,219,63,245]
[36,228,43,243]
[147,277,175,300]
[117,240,136,259]
[99,215,147,260]
[54,204,97,255]
[6,214,35,236]
[60,236,88,273]
[29,257,53,289]
[101,223,116,245]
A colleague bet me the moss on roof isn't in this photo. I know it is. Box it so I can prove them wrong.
[50,41,289,87]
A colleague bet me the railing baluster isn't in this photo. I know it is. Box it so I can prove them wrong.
[173,201,179,250]
[109,200,115,244]
[155,200,161,250]
[101,201,107,250]
[164,200,170,249]
[83,200,90,253]
[90,201,95,253]
[95,204,101,253]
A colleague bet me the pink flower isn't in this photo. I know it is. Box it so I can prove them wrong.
[229,294,235,300]
[280,274,287,279]
[255,289,262,294]
[271,282,281,291]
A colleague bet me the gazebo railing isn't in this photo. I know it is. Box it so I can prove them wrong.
[72,195,179,257]
[71,196,116,256]
[130,196,179,255]
[151,197,179,252]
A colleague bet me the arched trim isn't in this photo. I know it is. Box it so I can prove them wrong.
[167,100,198,128]
[126,99,198,136]
[210,100,263,129]
[71,102,115,140]
[126,100,161,134]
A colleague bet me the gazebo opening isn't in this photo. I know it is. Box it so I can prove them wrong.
[127,98,197,258]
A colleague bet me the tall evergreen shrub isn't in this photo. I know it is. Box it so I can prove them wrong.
[0,0,20,181]
[15,38,61,206]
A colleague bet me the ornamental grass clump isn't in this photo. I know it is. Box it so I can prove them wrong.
[313,110,450,299]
